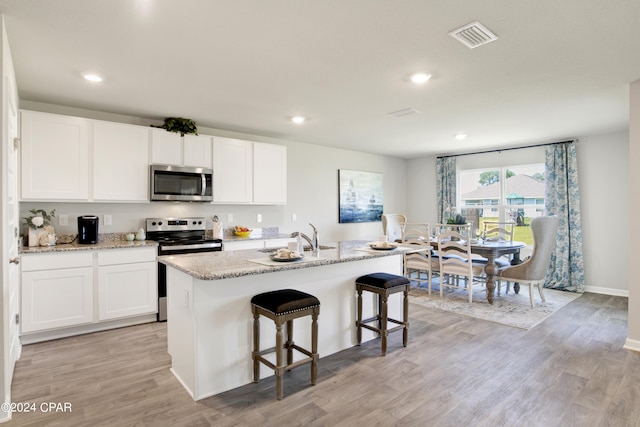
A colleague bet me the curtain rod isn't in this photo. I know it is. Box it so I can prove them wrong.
[436,139,576,159]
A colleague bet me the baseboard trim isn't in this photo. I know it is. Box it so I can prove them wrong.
[623,338,640,353]
[19,314,157,345]
[584,285,628,297]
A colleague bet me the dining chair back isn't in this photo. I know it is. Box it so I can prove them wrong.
[436,223,484,303]
[402,223,437,294]
[483,221,515,243]
[497,216,559,307]
[382,214,407,243]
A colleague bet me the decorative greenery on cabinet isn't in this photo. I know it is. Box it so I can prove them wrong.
[152,117,198,136]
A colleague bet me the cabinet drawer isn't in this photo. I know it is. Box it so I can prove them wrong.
[21,252,93,272]
[98,247,156,266]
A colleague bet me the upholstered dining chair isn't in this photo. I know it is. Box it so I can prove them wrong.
[402,223,438,294]
[436,224,485,303]
[382,214,407,243]
[496,216,559,307]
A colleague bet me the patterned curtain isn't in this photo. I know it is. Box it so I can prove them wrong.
[544,142,585,292]
[436,157,457,223]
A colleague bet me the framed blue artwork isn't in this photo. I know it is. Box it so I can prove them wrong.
[338,169,383,223]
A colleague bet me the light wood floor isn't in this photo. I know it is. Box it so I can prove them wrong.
[7,292,640,427]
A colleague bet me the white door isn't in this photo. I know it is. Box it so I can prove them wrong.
[1,21,20,423]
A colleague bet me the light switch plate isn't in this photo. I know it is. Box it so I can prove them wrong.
[104,214,112,226]
[227,213,233,223]
[257,214,262,223]
[59,215,68,226]
[291,213,297,222]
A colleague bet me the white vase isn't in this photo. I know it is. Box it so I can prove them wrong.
[28,228,43,247]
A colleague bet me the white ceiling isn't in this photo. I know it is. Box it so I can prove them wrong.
[1,0,639,159]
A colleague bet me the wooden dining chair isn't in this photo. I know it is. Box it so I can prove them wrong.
[497,216,559,307]
[476,221,517,294]
[402,223,438,294]
[382,214,407,243]
[436,224,485,303]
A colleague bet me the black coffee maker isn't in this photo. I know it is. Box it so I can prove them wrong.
[77,215,99,244]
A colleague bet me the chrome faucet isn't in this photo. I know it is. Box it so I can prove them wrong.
[291,223,319,253]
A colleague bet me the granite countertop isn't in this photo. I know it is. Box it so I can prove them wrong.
[19,233,158,254]
[158,240,408,281]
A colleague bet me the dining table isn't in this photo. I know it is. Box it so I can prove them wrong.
[431,238,527,304]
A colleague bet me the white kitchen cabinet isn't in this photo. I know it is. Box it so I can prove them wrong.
[20,110,90,201]
[150,128,182,165]
[253,142,287,204]
[20,247,157,342]
[213,137,253,203]
[21,252,94,333]
[213,137,287,205]
[97,248,157,320]
[92,120,150,201]
[151,129,213,168]
[183,134,213,168]
[223,239,265,251]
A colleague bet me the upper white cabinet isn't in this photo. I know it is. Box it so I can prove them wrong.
[184,134,213,168]
[93,121,150,202]
[213,137,287,205]
[213,137,253,203]
[151,129,213,168]
[20,110,90,201]
[253,142,287,204]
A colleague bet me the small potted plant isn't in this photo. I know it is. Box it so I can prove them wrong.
[153,117,198,137]
[23,208,55,247]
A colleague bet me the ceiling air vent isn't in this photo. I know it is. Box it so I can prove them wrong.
[449,21,498,49]
[387,108,419,117]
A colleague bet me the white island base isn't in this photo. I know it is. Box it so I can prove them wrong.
[166,254,403,400]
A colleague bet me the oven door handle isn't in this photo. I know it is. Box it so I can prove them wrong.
[160,242,222,252]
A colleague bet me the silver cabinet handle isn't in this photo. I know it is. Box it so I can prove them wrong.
[9,257,20,265]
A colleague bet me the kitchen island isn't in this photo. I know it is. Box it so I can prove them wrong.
[159,240,406,400]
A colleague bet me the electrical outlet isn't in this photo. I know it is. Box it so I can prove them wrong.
[59,215,68,226]
[104,214,112,226]
[227,213,233,223]
[291,213,297,222]
[257,214,262,223]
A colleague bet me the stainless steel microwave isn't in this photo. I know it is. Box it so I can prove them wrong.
[150,164,213,202]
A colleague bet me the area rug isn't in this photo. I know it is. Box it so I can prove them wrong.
[409,283,582,330]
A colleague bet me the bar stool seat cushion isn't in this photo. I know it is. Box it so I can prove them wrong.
[251,289,320,315]
[356,272,410,289]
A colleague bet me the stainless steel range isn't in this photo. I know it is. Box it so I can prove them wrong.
[146,217,223,321]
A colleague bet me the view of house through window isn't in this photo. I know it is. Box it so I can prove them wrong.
[458,163,545,247]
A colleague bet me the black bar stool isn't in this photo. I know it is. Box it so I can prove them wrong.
[251,289,320,400]
[355,272,410,356]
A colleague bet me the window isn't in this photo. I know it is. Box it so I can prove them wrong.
[458,163,545,246]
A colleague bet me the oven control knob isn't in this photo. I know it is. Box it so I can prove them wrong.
[151,221,157,226]
[158,221,163,226]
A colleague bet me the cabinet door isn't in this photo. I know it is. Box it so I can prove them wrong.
[213,137,253,203]
[151,128,182,165]
[183,134,213,168]
[21,267,94,333]
[253,142,287,204]
[223,240,265,251]
[20,110,90,200]
[93,121,150,201]
[98,262,157,320]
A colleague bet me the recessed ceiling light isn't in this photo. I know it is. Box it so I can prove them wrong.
[83,73,103,83]
[291,116,306,124]
[455,133,468,140]
[410,73,431,84]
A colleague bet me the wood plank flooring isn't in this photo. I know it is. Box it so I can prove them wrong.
[6,292,640,427]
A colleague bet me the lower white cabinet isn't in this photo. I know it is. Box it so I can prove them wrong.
[20,247,157,339]
[98,249,157,320]
[21,252,94,333]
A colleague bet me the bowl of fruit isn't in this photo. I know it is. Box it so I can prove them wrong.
[234,226,252,238]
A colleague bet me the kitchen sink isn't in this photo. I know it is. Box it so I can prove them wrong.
[258,245,335,253]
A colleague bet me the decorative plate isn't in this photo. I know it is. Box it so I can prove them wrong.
[269,254,305,262]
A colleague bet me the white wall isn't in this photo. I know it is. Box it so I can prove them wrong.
[407,132,629,296]
[19,102,407,244]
